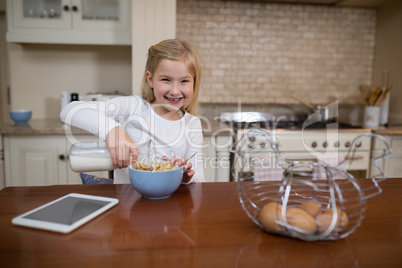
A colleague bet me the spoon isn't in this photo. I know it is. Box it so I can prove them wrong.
[147,138,157,171]
[180,153,197,167]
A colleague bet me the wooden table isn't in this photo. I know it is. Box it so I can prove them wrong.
[1,179,402,267]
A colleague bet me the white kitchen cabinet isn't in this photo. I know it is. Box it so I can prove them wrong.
[202,137,216,182]
[0,135,4,190]
[3,135,108,186]
[4,135,69,186]
[202,135,231,182]
[6,0,131,45]
[370,135,402,178]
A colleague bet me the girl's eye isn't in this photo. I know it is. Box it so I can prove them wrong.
[162,78,170,82]
[182,80,189,83]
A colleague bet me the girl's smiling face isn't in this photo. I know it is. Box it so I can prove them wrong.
[146,59,194,120]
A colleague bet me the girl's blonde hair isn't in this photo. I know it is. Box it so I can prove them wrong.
[141,39,201,115]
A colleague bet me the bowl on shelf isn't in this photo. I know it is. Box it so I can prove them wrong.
[129,160,183,200]
[9,110,32,124]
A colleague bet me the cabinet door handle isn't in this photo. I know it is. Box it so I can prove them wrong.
[72,6,78,12]
[63,5,70,12]
[59,154,65,160]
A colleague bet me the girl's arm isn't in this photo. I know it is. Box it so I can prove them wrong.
[60,98,124,140]
[60,97,140,168]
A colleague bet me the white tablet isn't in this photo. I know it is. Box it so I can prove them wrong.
[12,193,119,234]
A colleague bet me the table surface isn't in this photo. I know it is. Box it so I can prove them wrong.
[1,179,402,267]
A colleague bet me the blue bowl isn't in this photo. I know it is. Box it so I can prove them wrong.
[9,110,32,124]
[129,165,183,199]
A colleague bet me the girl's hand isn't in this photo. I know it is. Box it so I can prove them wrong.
[162,156,195,184]
[106,126,139,169]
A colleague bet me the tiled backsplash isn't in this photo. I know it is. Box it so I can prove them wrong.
[176,0,377,105]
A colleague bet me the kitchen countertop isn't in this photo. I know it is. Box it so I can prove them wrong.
[0,119,230,137]
[0,119,91,135]
[371,126,402,135]
[1,119,401,137]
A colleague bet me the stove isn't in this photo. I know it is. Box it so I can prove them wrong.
[227,120,362,130]
[219,112,371,181]
[219,112,362,130]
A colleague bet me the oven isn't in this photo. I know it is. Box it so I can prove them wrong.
[219,112,372,181]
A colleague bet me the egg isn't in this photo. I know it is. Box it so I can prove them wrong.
[286,207,317,236]
[316,213,336,234]
[260,202,283,234]
[299,201,321,217]
[324,208,349,228]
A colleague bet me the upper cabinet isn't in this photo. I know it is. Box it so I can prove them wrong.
[6,0,131,45]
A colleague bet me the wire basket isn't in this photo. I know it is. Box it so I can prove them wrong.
[232,128,393,241]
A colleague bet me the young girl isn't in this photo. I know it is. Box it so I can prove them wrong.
[60,39,205,184]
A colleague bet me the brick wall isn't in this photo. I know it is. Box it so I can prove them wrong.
[176,0,377,105]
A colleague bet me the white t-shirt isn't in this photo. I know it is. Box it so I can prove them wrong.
[60,95,205,184]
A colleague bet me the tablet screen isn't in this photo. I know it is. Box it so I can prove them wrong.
[12,193,119,233]
[23,196,111,225]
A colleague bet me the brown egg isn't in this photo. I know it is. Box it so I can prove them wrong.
[286,207,317,236]
[260,202,283,234]
[324,208,349,228]
[316,213,336,234]
[299,201,321,217]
